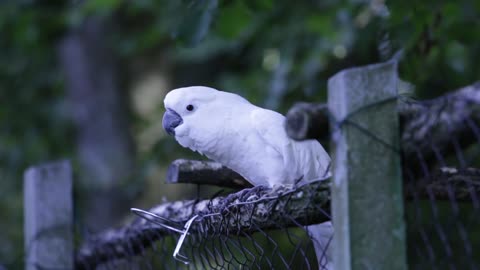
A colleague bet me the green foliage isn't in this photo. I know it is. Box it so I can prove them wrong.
[387,0,480,97]
[0,0,479,268]
[0,3,72,268]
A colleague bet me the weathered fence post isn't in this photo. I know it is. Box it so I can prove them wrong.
[328,62,407,269]
[24,160,73,270]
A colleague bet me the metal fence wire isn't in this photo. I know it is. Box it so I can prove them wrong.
[74,84,480,270]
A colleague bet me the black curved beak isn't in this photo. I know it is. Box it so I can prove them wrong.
[162,109,183,136]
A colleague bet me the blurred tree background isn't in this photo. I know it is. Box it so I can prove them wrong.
[0,0,479,268]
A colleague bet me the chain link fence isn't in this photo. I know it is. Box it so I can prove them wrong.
[76,179,331,270]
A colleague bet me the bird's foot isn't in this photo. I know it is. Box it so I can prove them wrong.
[271,183,295,193]
[222,185,269,204]
[238,185,270,201]
[294,175,304,185]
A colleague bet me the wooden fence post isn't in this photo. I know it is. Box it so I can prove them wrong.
[328,62,407,269]
[24,160,74,270]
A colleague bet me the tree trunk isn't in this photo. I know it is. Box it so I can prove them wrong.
[58,17,136,232]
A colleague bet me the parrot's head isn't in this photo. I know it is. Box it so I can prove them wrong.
[162,86,249,152]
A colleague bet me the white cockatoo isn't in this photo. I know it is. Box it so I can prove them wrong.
[163,86,333,269]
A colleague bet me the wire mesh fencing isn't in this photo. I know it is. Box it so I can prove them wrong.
[401,84,480,270]
[76,179,332,270]
[70,81,480,270]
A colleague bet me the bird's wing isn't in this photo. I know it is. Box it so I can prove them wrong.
[250,108,297,172]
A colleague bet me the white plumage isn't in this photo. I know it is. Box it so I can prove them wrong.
[163,86,333,269]
[164,86,331,186]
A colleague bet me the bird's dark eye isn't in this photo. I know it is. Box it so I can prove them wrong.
[186,104,194,111]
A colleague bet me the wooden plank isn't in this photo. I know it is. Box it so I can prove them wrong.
[328,62,407,270]
[24,160,73,270]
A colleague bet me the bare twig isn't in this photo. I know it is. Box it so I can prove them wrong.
[166,159,252,189]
